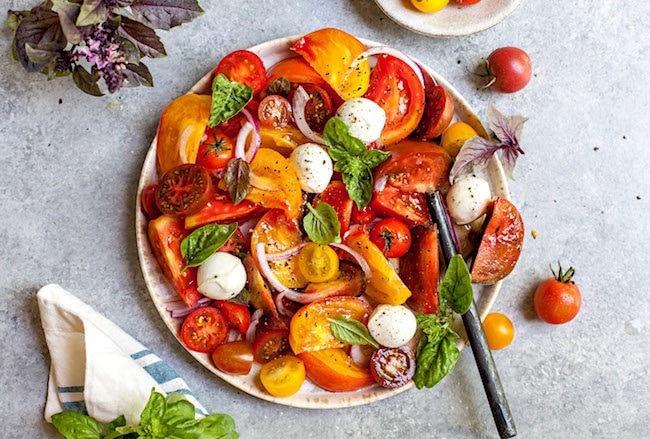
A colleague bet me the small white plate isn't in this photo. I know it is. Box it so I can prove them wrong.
[375,0,523,37]
[136,35,509,409]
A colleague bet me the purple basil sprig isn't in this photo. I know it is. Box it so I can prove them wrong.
[6,0,203,96]
[449,103,527,183]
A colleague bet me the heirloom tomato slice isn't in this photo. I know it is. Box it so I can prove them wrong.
[400,225,440,314]
[245,148,302,219]
[299,348,374,392]
[253,328,291,364]
[155,164,213,217]
[215,49,267,95]
[289,296,371,355]
[147,214,201,308]
[364,55,425,145]
[264,57,327,89]
[180,306,228,353]
[291,27,370,100]
[371,186,431,227]
[184,191,261,230]
[250,209,307,289]
[413,84,455,140]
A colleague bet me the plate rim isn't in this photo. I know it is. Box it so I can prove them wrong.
[135,34,509,409]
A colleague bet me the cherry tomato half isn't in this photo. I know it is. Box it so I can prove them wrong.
[211,340,254,375]
[484,47,532,93]
[196,129,234,173]
[413,84,454,140]
[297,242,340,283]
[253,328,291,363]
[259,354,306,397]
[180,306,228,353]
[534,264,582,324]
[155,164,213,217]
[258,95,292,129]
[370,346,416,389]
[482,313,514,350]
[215,49,267,95]
[410,0,449,13]
[369,218,412,258]
[140,183,161,220]
[291,83,334,133]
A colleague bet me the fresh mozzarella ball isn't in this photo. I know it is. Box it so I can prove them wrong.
[289,143,333,193]
[446,176,492,225]
[367,304,417,348]
[335,97,386,144]
[197,252,247,300]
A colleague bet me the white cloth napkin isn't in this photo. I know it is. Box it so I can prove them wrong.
[37,283,207,426]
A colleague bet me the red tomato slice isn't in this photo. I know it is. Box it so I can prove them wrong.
[155,164,213,217]
[400,225,440,314]
[147,214,201,308]
[299,348,374,392]
[369,346,415,389]
[184,191,262,230]
[253,328,291,364]
[364,54,425,145]
[313,180,353,237]
[140,183,161,220]
[215,49,267,95]
[214,300,251,334]
[211,340,254,375]
[196,128,235,173]
[413,84,455,140]
[351,204,378,226]
[371,185,431,227]
[258,95,292,129]
[180,306,228,353]
[374,139,453,194]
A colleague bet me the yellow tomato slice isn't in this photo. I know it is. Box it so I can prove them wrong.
[441,121,478,157]
[259,354,306,397]
[344,228,412,305]
[289,296,372,354]
[297,243,339,283]
[250,209,307,289]
[291,28,370,100]
[259,125,310,156]
[246,148,302,219]
[156,93,211,175]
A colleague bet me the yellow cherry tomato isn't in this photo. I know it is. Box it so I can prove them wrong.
[410,0,449,14]
[298,243,340,283]
[482,312,515,350]
[259,354,306,397]
[441,121,479,157]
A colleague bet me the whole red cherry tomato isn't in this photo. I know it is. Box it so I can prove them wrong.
[484,47,532,93]
[369,218,412,258]
[534,263,582,324]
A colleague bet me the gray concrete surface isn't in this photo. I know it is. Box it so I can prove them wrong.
[1,0,648,438]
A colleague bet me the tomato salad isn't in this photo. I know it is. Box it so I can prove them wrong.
[139,28,523,400]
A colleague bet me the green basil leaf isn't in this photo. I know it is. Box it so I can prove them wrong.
[51,410,105,439]
[413,332,459,389]
[162,396,197,427]
[360,148,390,168]
[341,165,374,209]
[224,158,250,205]
[439,254,474,314]
[209,73,253,127]
[328,316,379,348]
[303,202,341,245]
[323,117,366,159]
[192,413,239,439]
[181,223,238,268]
[139,388,166,428]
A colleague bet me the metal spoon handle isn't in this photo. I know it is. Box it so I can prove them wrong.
[427,191,517,439]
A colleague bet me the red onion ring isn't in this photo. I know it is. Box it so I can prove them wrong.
[246,308,263,343]
[329,242,372,279]
[292,86,324,144]
[235,121,253,160]
[255,243,298,295]
[265,243,306,262]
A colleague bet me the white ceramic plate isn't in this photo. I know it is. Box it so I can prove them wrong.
[135,35,510,409]
[375,0,523,38]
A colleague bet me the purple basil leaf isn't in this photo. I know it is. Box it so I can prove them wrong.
[129,0,204,31]
[123,62,154,87]
[449,136,501,184]
[76,0,109,27]
[72,65,103,96]
[117,16,167,58]
[487,102,527,153]
[52,0,82,44]
[224,158,251,205]
[13,5,66,72]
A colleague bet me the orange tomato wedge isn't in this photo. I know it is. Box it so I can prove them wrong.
[155,93,211,175]
[245,148,303,219]
[289,296,371,355]
[291,28,370,100]
[344,227,412,306]
[298,348,374,392]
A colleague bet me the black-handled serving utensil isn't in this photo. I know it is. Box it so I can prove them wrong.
[427,191,516,439]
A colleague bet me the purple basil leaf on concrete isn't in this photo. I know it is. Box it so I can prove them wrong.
[124,62,154,87]
[52,0,82,44]
[129,0,204,31]
[72,65,103,96]
[76,0,109,27]
[13,5,66,72]
[118,16,167,58]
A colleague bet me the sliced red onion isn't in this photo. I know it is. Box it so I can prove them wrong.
[246,308,263,343]
[374,175,388,192]
[274,291,295,317]
[240,107,261,162]
[292,85,324,144]
[348,344,372,368]
[265,243,305,262]
[330,242,372,279]
[165,296,213,319]
[235,121,253,160]
[350,46,426,89]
